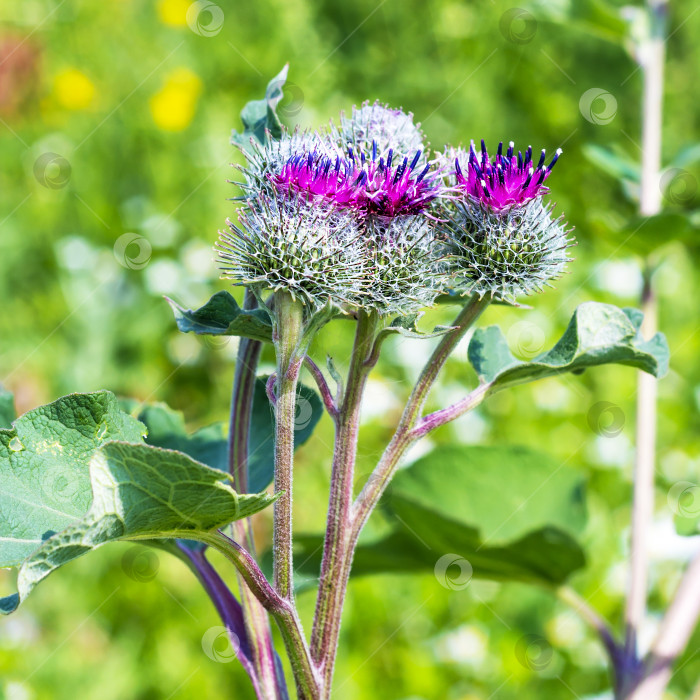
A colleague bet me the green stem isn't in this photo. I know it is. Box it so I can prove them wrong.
[228,290,284,700]
[353,295,491,535]
[310,310,379,695]
[272,291,305,602]
[202,531,320,700]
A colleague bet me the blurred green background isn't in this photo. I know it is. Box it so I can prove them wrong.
[1,0,699,698]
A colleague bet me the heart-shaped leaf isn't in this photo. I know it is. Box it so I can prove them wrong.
[1,442,276,614]
[0,392,146,569]
[468,302,668,396]
[294,444,587,587]
[167,291,273,343]
[136,377,323,493]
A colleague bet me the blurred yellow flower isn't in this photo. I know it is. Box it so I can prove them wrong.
[149,68,203,132]
[53,69,96,110]
[158,0,190,26]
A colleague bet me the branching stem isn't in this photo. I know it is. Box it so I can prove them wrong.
[310,311,378,695]
[309,296,490,697]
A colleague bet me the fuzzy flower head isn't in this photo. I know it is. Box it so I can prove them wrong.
[439,138,572,301]
[216,195,366,309]
[455,140,562,211]
[272,141,442,218]
[328,101,425,159]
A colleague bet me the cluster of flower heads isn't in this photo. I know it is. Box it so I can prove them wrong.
[217,99,573,314]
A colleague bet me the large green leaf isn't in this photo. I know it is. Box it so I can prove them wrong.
[0,386,15,429]
[137,402,228,475]
[1,442,276,614]
[136,377,322,493]
[0,392,146,569]
[295,445,587,586]
[230,64,289,152]
[167,291,273,343]
[468,302,668,396]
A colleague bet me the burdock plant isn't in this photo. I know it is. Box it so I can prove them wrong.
[0,67,675,700]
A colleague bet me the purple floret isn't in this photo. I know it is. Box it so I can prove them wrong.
[455,139,562,211]
[271,141,443,218]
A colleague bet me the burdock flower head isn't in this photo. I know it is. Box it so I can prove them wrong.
[216,194,366,309]
[216,128,369,309]
[440,139,573,301]
[359,215,443,315]
[265,140,446,315]
[233,128,327,203]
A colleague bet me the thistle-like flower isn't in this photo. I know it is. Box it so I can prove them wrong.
[327,101,425,159]
[216,195,366,309]
[272,142,442,218]
[454,140,561,211]
[439,139,573,301]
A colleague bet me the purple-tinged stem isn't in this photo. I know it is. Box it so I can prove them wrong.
[202,530,320,700]
[310,310,378,695]
[556,585,624,682]
[177,543,262,697]
[410,384,490,440]
[353,295,491,536]
[311,296,489,697]
[229,289,264,491]
[228,289,287,700]
[271,291,306,603]
[303,356,339,420]
[266,373,278,406]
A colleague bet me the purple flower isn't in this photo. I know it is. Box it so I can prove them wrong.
[271,141,442,218]
[454,140,562,211]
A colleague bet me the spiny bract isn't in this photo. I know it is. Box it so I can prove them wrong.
[439,198,573,301]
[235,128,330,202]
[359,215,445,315]
[216,195,367,309]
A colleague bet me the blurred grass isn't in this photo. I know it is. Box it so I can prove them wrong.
[0,0,699,698]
